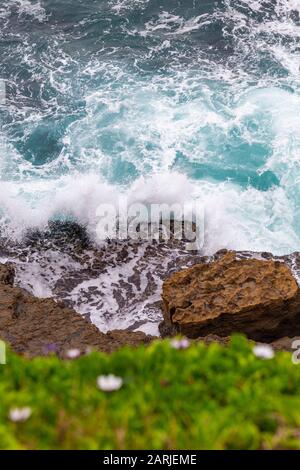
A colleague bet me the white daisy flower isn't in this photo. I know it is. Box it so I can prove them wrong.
[97,374,123,392]
[9,407,32,423]
[253,344,275,360]
[170,338,190,350]
[66,348,81,359]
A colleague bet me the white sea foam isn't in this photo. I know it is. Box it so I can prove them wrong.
[110,0,149,15]
[0,167,298,256]
[7,0,48,22]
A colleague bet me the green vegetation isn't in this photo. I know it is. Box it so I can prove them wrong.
[1,335,300,450]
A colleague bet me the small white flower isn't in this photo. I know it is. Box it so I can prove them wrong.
[253,344,275,360]
[170,338,190,350]
[9,407,32,423]
[97,374,123,392]
[66,348,81,359]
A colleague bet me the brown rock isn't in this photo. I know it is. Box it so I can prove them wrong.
[270,336,300,352]
[196,334,297,352]
[106,330,152,348]
[196,334,231,347]
[161,251,300,341]
[0,263,152,357]
[0,263,15,286]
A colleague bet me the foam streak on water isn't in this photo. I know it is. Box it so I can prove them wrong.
[0,0,300,332]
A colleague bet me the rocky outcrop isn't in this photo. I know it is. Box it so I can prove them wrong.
[0,263,152,357]
[161,251,300,341]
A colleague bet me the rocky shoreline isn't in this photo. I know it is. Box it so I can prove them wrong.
[0,263,152,357]
[1,244,300,357]
[0,222,207,335]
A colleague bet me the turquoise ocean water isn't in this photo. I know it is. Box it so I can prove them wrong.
[0,0,300,255]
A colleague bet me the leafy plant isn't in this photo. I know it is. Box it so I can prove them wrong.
[1,335,300,450]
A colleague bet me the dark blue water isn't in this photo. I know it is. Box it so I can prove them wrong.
[0,0,300,254]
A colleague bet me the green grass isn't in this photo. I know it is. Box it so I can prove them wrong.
[1,335,300,450]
